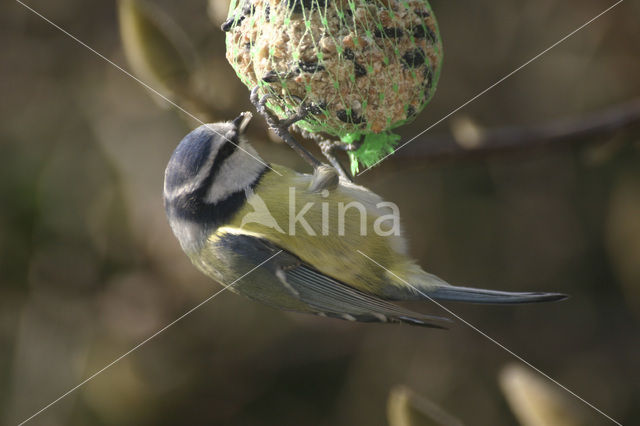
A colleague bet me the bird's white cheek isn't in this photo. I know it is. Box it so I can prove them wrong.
[204,146,265,204]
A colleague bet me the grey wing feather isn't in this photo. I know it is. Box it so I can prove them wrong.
[213,232,449,328]
[284,264,450,328]
[427,285,568,304]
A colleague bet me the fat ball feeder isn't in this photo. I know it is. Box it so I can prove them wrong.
[223,0,443,178]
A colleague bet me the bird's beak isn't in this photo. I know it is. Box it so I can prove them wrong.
[232,111,252,135]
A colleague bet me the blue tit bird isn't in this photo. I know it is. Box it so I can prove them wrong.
[164,113,567,328]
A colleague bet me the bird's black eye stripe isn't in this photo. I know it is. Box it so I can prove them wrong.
[192,137,239,197]
[209,139,238,178]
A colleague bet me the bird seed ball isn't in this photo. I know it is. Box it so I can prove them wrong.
[223,0,442,140]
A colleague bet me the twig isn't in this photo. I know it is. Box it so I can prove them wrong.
[395,98,640,161]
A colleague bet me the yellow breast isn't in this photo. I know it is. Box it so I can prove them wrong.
[210,165,420,294]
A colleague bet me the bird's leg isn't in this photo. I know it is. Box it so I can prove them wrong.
[250,87,347,191]
[250,87,322,169]
[317,139,353,182]
[314,136,363,182]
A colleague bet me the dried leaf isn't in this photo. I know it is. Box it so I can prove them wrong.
[387,385,464,426]
[499,363,590,426]
[118,0,196,105]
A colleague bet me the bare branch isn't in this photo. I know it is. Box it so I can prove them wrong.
[396,98,640,161]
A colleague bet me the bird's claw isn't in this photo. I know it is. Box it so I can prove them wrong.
[249,86,322,169]
[250,87,310,130]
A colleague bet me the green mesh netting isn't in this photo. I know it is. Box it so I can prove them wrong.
[223,0,442,172]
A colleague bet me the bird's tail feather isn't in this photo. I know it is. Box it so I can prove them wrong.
[426,285,567,304]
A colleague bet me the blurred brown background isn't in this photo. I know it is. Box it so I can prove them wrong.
[1,0,639,425]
